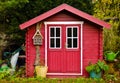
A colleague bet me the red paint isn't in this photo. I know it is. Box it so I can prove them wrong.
[19,4,110,30]
[19,4,110,77]
[47,24,81,74]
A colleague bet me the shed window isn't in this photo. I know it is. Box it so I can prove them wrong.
[49,27,61,48]
[66,26,78,49]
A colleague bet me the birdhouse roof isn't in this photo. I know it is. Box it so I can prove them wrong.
[32,30,43,39]
[19,3,111,30]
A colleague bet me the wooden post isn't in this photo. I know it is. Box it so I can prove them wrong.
[34,46,40,66]
[34,22,42,66]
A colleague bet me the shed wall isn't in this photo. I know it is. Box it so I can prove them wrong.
[83,22,103,76]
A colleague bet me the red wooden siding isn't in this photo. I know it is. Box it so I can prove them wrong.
[83,22,103,76]
[26,25,36,77]
[26,24,45,77]
[46,11,81,21]
[99,28,103,60]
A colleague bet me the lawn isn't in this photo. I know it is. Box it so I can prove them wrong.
[0,70,120,83]
[0,77,120,83]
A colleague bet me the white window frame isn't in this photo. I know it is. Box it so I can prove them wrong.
[66,26,79,49]
[49,26,61,49]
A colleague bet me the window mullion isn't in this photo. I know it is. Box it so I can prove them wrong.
[60,27,61,48]
[54,28,56,48]
[72,27,73,48]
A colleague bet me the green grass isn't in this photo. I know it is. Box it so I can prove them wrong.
[0,71,120,83]
[0,77,105,83]
[0,77,120,83]
[0,69,120,83]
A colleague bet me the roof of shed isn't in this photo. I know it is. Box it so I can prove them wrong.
[19,3,111,30]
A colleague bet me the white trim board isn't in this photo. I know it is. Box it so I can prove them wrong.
[44,21,84,25]
[45,23,47,66]
[47,73,82,75]
[44,21,84,75]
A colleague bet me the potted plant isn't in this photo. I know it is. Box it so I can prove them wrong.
[86,60,109,78]
[104,51,119,61]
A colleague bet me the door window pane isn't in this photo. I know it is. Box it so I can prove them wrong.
[68,39,72,48]
[50,38,54,47]
[73,28,77,37]
[50,28,54,37]
[67,28,72,37]
[56,28,60,37]
[56,38,60,47]
[73,38,77,48]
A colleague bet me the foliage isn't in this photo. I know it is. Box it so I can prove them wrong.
[0,76,106,83]
[0,0,28,43]
[94,0,120,52]
[86,60,109,73]
[86,63,95,73]
[94,1,120,77]
[0,0,29,59]
[103,74,119,83]
[0,71,10,80]
[114,56,120,71]
[0,60,4,65]
[0,74,119,83]
[97,60,109,72]
[14,66,25,77]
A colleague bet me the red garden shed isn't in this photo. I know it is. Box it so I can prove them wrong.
[19,4,110,77]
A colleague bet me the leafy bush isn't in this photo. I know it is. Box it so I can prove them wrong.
[86,60,109,73]
[0,71,10,80]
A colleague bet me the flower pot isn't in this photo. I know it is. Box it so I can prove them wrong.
[35,66,48,78]
[90,71,102,79]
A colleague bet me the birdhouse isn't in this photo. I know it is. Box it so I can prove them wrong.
[32,30,43,45]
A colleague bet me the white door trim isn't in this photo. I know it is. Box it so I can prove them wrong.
[44,21,83,25]
[44,21,84,75]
